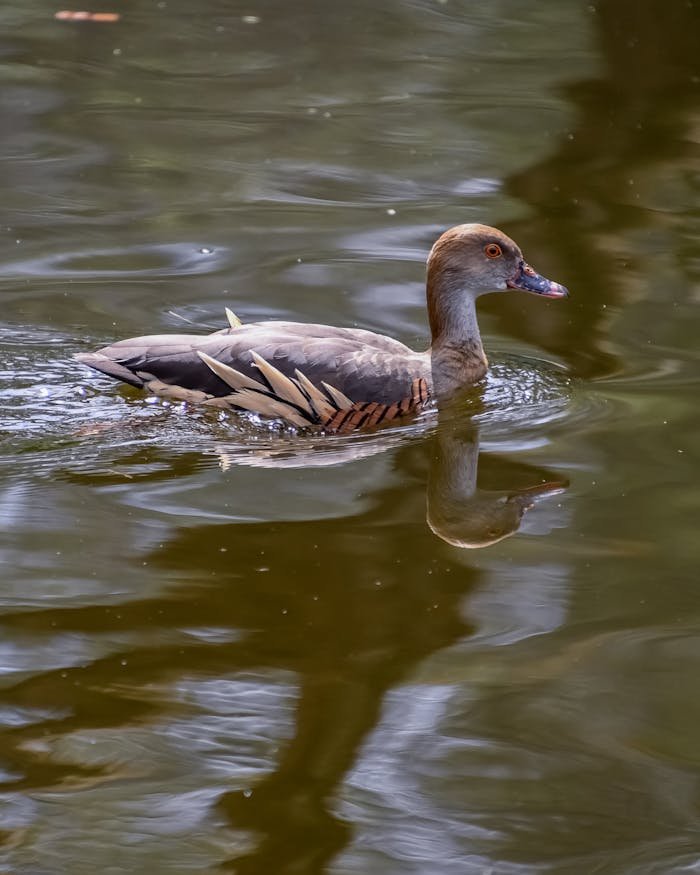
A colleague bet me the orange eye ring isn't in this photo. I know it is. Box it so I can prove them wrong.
[484,243,502,259]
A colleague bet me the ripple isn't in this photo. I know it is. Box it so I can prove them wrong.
[595,346,700,390]
[252,160,500,212]
[472,354,615,448]
[0,243,230,280]
[1,322,608,495]
[0,326,577,472]
[209,413,430,471]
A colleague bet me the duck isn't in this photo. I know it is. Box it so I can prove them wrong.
[75,223,568,432]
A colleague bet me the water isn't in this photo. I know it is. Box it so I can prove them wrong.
[1,0,699,872]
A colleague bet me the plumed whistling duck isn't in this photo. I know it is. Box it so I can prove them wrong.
[76,224,568,432]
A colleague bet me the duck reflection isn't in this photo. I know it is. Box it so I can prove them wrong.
[204,416,567,871]
[210,411,567,550]
[426,415,566,549]
[0,414,566,872]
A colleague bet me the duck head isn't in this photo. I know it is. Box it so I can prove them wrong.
[427,223,569,299]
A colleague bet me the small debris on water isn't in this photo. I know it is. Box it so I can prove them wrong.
[55,11,121,22]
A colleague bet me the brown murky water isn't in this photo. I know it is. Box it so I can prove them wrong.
[1,1,699,872]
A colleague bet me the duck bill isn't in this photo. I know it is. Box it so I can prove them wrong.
[507,262,569,298]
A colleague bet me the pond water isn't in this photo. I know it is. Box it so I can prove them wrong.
[1,1,699,872]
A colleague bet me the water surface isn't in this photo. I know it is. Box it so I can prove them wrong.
[1,1,699,873]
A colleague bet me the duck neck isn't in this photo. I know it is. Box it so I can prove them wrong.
[427,271,488,400]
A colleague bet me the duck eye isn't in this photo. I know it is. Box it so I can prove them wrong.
[484,243,502,259]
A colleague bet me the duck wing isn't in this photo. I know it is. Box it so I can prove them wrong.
[76,321,431,406]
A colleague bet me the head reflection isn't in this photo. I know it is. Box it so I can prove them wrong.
[426,414,567,548]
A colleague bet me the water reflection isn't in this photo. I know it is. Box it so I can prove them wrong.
[209,411,568,549]
[426,416,566,549]
[0,411,567,871]
[64,404,567,548]
[497,0,700,381]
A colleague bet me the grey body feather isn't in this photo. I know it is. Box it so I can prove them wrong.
[76,321,431,406]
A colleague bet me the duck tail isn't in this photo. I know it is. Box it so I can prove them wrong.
[197,352,429,433]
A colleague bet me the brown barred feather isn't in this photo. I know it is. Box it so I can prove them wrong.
[324,407,356,433]
[359,402,385,428]
[383,402,401,421]
[413,377,428,405]
[339,409,369,433]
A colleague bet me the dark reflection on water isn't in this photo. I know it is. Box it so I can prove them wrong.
[0,0,699,872]
[497,0,700,382]
[0,417,568,872]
